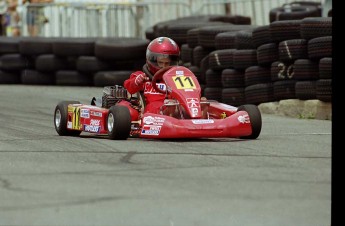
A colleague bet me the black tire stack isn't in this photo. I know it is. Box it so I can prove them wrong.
[152,11,332,105]
[0,8,332,106]
[0,37,149,86]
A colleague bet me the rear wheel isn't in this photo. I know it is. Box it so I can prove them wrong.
[107,105,131,140]
[54,101,82,136]
[237,104,262,139]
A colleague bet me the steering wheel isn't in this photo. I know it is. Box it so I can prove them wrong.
[152,66,174,94]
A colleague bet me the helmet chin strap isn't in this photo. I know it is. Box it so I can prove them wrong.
[142,64,154,80]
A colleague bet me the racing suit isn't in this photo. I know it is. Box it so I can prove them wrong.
[124,70,166,114]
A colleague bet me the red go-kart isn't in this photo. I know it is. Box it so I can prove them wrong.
[54,66,262,139]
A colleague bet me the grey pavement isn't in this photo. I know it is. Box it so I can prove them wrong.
[0,85,332,226]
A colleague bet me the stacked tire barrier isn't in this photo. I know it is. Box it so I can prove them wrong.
[0,37,149,87]
[0,15,245,87]
[0,6,332,107]
[145,5,332,106]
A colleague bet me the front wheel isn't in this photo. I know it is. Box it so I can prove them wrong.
[54,101,82,136]
[237,104,262,139]
[107,105,131,140]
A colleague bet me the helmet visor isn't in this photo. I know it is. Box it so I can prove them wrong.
[147,51,179,69]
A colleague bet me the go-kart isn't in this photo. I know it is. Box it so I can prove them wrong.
[54,66,262,139]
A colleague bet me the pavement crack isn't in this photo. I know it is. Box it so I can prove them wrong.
[0,177,39,193]
[120,151,137,163]
[0,177,11,190]
[0,196,126,211]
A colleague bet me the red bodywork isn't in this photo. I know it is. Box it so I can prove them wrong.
[65,66,255,139]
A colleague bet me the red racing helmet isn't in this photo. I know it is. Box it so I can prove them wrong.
[146,37,180,74]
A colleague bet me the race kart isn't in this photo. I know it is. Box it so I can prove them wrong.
[54,66,262,140]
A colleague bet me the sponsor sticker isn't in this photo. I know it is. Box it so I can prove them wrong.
[84,125,101,133]
[144,82,166,94]
[157,83,166,91]
[90,119,100,126]
[141,125,161,135]
[143,116,165,125]
[81,109,90,118]
[143,116,155,124]
[187,98,199,108]
[191,107,199,117]
[91,111,102,117]
[238,114,250,123]
[192,119,214,124]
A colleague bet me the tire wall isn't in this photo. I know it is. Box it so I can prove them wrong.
[0,9,332,105]
[0,37,149,86]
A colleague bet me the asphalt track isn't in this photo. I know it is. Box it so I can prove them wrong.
[0,85,331,226]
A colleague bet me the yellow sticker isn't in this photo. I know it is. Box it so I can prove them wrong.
[220,112,227,119]
[173,76,196,89]
[71,106,81,130]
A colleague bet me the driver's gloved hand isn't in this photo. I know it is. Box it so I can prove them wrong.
[134,73,148,86]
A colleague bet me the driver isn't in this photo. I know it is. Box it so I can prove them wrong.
[123,37,180,114]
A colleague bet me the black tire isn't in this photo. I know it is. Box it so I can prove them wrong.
[0,70,21,84]
[21,69,55,85]
[237,104,262,139]
[19,37,55,56]
[269,5,320,23]
[35,54,77,72]
[54,101,82,136]
[0,36,20,54]
[93,71,132,87]
[95,38,149,61]
[0,53,34,71]
[52,37,96,57]
[55,70,93,86]
[107,105,131,140]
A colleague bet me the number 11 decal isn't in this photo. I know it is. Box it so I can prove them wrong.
[173,76,196,89]
[72,106,81,130]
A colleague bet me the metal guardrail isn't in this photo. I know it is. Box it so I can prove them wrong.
[18,1,191,37]
[17,0,324,38]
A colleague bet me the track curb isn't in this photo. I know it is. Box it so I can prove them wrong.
[258,99,332,120]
